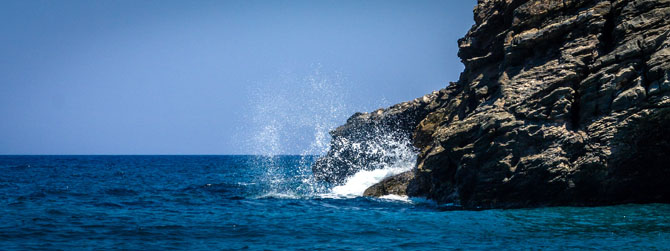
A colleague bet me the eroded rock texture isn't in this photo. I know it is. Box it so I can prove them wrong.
[318,0,670,208]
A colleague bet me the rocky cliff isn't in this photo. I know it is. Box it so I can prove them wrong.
[316,0,670,209]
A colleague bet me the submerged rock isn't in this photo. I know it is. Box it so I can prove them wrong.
[316,0,670,209]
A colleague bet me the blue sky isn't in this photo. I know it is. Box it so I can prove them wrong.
[0,0,475,154]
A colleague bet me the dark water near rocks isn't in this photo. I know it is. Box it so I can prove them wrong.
[1,155,669,250]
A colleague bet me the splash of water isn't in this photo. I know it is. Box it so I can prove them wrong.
[247,67,351,197]
[326,127,417,198]
[246,67,417,200]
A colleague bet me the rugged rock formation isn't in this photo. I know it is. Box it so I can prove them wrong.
[317,0,670,209]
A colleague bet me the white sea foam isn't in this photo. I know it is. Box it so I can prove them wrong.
[246,67,423,202]
[379,194,411,202]
[255,191,301,200]
[330,165,410,197]
[324,123,417,198]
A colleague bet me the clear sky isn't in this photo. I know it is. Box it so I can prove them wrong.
[0,0,475,155]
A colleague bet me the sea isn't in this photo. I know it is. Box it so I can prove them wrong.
[1,155,669,250]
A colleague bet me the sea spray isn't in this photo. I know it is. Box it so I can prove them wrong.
[330,166,409,197]
[327,126,417,198]
[252,122,289,198]
[246,68,351,198]
[247,67,350,155]
[245,67,417,199]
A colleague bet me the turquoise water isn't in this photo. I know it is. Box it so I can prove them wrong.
[1,155,669,250]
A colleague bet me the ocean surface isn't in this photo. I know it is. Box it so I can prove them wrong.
[1,155,669,250]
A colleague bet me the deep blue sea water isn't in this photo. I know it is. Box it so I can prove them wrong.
[1,155,670,250]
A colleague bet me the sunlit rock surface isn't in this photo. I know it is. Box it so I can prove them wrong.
[316,0,670,209]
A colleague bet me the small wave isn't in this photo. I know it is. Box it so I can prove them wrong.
[180,183,242,195]
[255,192,301,200]
[104,188,139,196]
[379,194,411,202]
[121,200,157,206]
[94,202,124,208]
[227,196,245,200]
[6,164,31,170]
[26,192,47,200]
[45,209,66,215]
[236,182,256,186]
[146,225,186,230]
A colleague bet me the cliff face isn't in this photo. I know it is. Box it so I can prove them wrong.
[319,0,670,209]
